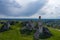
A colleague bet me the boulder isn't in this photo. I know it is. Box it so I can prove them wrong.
[20,27,32,35]
[33,27,52,39]
[39,27,52,39]
[9,21,18,25]
[0,22,11,32]
[20,22,32,35]
[33,29,40,40]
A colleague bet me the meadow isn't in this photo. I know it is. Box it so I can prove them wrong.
[0,21,60,40]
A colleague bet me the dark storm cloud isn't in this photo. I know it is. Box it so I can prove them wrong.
[0,0,47,17]
[18,0,47,16]
[0,0,21,15]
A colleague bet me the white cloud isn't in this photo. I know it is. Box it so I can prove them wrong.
[31,0,60,19]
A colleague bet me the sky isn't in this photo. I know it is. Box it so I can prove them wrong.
[0,0,60,19]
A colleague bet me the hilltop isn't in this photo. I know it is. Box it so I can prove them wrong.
[0,21,60,40]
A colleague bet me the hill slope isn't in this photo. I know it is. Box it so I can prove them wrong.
[0,23,60,40]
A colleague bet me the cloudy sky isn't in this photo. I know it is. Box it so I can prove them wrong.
[0,0,60,19]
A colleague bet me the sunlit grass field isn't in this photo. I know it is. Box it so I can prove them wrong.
[0,22,60,40]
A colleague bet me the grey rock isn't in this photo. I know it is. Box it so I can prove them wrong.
[0,22,11,32]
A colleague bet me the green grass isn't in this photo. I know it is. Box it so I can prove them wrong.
[0,22,60,40]
[46,27,60,40]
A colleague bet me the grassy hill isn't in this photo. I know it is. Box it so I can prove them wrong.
[0,22,60,40]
